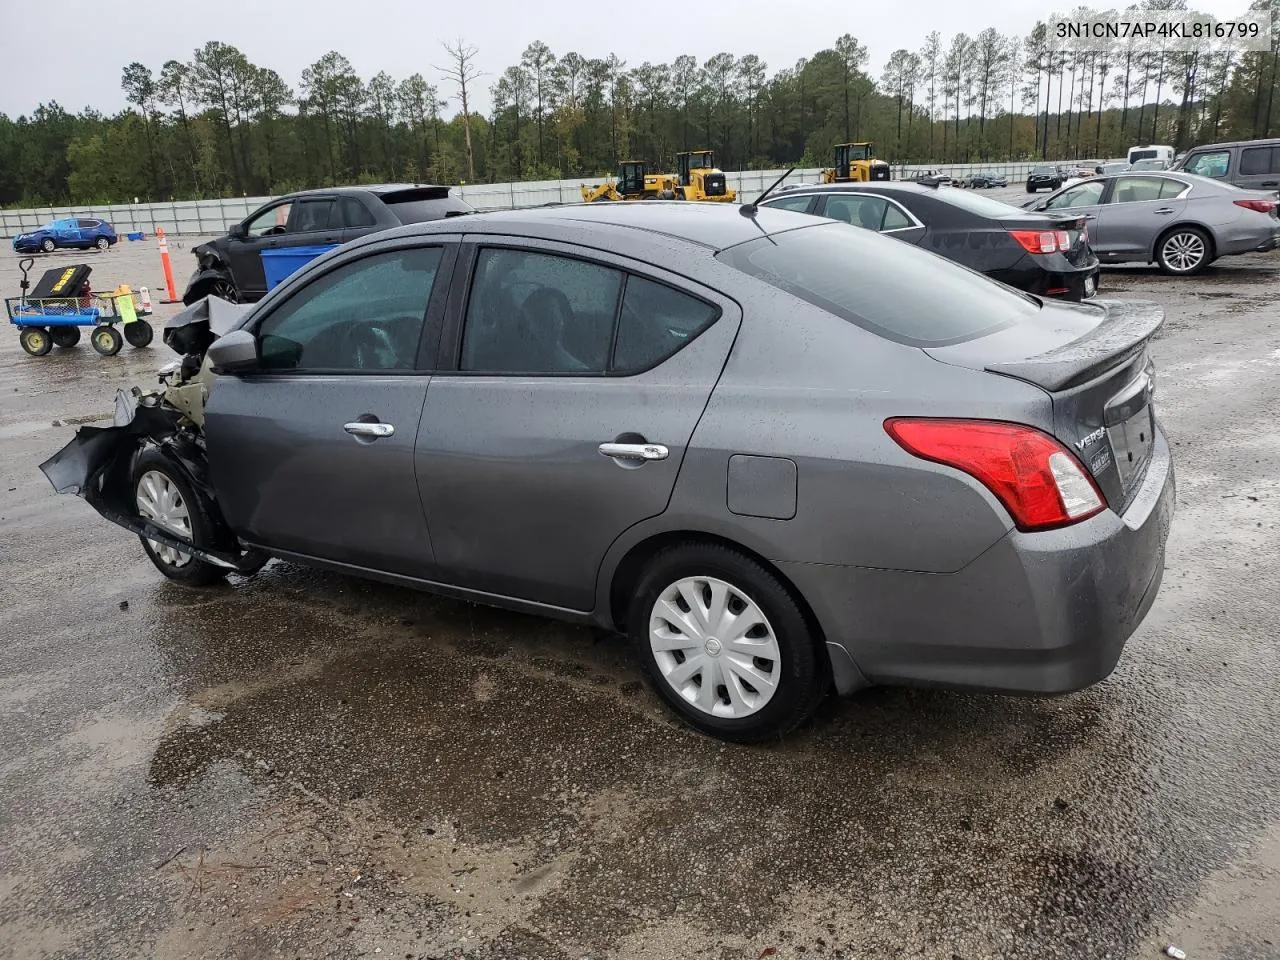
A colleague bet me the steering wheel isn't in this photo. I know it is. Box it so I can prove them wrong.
[339,321,396,370]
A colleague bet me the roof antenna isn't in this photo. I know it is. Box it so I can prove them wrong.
[740,167,795,218]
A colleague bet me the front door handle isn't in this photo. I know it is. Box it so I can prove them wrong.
[344,421,395,439]
[598,442,668,462]
[1261,180,1278,187]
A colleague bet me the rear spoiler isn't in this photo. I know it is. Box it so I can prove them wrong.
[984,299,1164,392]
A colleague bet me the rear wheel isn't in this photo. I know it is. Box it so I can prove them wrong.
[40,237,56,253]
[123,320,154,348]
[133,449,227,586]
[90,325,123,356]
[49,326,81,348]
[1156,226,1211,275]
[628,542,828,742]
[19,327,52,356]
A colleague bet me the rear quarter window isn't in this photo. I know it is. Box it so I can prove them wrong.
[717,221,1040,348]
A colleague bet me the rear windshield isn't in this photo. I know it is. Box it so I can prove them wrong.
[931,188,1032,219]
[718,222,1039,347]
[381,190,475,223]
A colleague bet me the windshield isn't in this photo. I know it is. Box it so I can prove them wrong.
[718,222,1039,348]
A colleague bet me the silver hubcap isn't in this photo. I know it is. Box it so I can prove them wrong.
[1164,232,1205,272]
[649,576,781,719]
[136,470,193,567]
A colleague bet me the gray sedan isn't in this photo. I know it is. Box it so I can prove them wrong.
[1023,171,1280,274]
[42,203,1175,742]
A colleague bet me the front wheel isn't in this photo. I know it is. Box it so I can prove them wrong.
[19,327,52,356]
[628,543,829,742]
[41,238,56,253]
[90,325,123,356]
[133,448,227,586]
[208,277,239,303]
[1157,227,1211,275]
[95,237,110,251]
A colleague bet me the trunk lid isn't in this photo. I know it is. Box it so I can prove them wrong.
[926,298,1164,510]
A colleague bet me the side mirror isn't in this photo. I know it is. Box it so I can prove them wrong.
[228,222,248,239]
[206,329,258,374]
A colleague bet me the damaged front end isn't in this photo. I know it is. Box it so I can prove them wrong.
[39,296,264,573]
[183,242,234,305]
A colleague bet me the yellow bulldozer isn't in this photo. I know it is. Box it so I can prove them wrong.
[674,150,737,202]
[819,142,891,183]
[580,161,678,202]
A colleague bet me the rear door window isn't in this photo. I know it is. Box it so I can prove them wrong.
[1240,146,1280,176]
[823,195,891,231]
[718,221,1039,348]
[460,249,622,374]
[289,199,336,234]
[339,196,377,227]
[1109,177,1168,203]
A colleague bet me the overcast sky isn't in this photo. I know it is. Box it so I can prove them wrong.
[2,0,1259,118]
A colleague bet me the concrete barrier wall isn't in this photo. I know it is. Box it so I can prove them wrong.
[1,162,1072,237]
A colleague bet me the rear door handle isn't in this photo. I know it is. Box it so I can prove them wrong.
[598,442,668,462]
[1261,180,1278,187]
[344,421,395,439]
[1154,207,1176,215]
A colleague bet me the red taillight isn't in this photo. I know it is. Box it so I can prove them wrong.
[884,418,1107,532]
[1234,199,1277,213]
[1010,229,1058,254]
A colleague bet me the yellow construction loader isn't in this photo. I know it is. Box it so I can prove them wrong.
[674,150,737,202]
[580,161,678,202]
[819,142,891,183]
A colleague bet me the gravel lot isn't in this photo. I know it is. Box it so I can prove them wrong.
[1,225,1279,960]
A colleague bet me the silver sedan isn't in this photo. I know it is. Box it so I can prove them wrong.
[1022,171,1280,274]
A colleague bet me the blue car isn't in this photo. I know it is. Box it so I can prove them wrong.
[13,218,118,254]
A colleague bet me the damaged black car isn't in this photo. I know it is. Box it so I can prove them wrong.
[184,184,474,305]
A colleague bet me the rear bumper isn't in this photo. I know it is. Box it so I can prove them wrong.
[785,426,1175,696]
[1217,224,1280,256]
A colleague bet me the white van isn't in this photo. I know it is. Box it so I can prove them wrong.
[1127,144,1175,167]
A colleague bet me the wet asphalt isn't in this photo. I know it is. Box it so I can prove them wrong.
[0,229,1278,960]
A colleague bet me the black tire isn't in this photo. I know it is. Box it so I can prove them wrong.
[123,320,154,348]
[95,236,110,251]
[90,325,123,356]
[208,277,239,303]
[132,448,227,586]
[19,327,52,356]
[1156,226,1212,276]
[1026,186,1035,193]
[675,188,686,201]
[41,237,56,253]
[627,542,829,743]
[50,326,81,348]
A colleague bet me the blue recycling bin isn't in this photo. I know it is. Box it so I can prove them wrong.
[260,244,340,292]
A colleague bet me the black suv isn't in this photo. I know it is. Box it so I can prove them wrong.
[183,185,474,304]
[1025,166,1064,193]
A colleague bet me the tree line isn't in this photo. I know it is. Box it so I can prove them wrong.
[0,0,1276,207]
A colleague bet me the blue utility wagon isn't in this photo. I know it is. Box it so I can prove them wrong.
[6,259,154,357]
